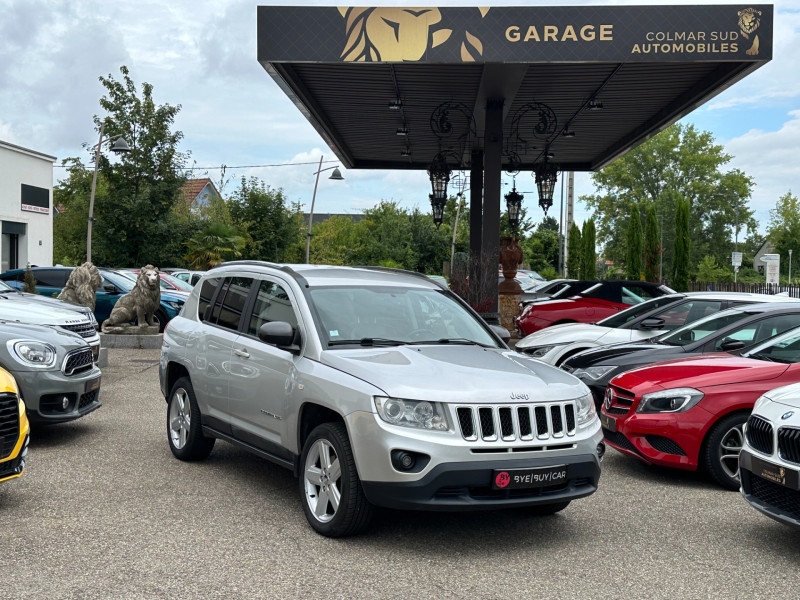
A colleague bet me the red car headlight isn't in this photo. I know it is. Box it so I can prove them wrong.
[637,388,704,414]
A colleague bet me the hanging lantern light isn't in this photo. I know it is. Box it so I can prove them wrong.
[534,161,558,214]
[429,194,446,229]
[427,152,451,205]
[505,187,524,230]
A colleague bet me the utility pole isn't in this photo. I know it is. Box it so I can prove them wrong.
[564,171,574,277]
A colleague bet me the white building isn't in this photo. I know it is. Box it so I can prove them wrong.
[0,140,55,271]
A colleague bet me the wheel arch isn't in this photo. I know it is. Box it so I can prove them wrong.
[296,402,345,475]
[698,406,751,462]
[164,361,191,402]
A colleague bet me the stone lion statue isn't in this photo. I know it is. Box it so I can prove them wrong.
[101,265,161,332]
[58,262,103,310]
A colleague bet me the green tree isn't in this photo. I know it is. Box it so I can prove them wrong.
[90,65,190,267]
[582,123,755,277]
[229,177,304,263]
[53,159,97,265]
[696,255,731,283]
[183,222,246,270]
[352,201,416,268]
[582,219,597,279]
[673,197,691,291]
[567,222,582,278]
[308,215,362,265]
[626,203,643,280]
[644,203,661,282]
[23,265,37,293]
[767,191,800,278]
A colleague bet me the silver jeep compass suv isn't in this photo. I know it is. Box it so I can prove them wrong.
[159,262,604,537]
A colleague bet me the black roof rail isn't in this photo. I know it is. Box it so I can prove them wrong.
[208,260,308,287]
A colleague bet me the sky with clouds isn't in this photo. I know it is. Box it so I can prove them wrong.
[1,0,799,234]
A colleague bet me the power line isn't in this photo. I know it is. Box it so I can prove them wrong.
[54,160,341,170]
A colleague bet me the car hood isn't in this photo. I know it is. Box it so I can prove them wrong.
[2,291,93,315]
[565,341,666,368]
[0,319,89,349]
[613,354,791,392]
[0,295,93,325]
[320,344,587,403]
[516,322,611,349]
[761,382,800,408]
[161,290,189,302]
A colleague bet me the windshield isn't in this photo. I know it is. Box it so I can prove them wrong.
[0,279,16,292]
[101,270,134,292]
[744,326,800,364]
[310,285,499,347]
[656,309,748,347]
[598,295,682,328]
[160,273,194,291]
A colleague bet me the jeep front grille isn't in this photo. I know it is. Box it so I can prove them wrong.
[456,402,576,442]
[0,393,20,460]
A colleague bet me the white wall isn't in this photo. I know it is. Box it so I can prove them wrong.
[0,141,55,269]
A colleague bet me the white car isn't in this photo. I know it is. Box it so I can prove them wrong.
[515,292,799,366]
[740,382,800,528]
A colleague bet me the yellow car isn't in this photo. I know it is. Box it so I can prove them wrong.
[0,368,29,483]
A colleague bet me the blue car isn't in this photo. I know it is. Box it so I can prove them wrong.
[0,267,185,331]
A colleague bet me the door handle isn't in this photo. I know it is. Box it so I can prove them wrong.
[233,348,250,359]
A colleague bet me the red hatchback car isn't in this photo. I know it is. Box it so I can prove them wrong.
[600,326,800,490]
[516,280,675,336]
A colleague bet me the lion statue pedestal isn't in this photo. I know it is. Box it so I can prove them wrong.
[101,265,162,335]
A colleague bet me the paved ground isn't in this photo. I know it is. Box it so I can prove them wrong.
[3,348,800,599]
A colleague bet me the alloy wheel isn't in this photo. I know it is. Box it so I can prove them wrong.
[303,439,342,523]
[717,422,744,481]
[169,388,191,450]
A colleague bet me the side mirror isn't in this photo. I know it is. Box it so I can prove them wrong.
[639,317,665,330]
[719,339,746,352]
[490,324,511,344]
[103,283,120,294]
[258,321,300,354]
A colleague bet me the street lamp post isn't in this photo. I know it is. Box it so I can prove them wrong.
[790,249,793,284]
[87,122,130,263]
[305,155,344,263]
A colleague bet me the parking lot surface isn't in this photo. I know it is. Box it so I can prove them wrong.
[3,349,800,599]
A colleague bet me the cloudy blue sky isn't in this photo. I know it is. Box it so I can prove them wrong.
[1,0,799,233]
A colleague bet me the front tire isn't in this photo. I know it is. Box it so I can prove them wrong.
[299,422,373,537]
[703,412,748,491]
[167,377,215,461]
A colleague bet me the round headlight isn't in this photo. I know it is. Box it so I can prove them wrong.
[9,340,57,368]
[383,398,405,424]
[412,401,434,424]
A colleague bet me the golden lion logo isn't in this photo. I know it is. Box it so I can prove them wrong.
[737,8,761,56]
[339,7,489,62]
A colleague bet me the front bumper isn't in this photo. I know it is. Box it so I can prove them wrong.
[346,410,604,510]
[361,454,601,510]
[599,405,711,470]
[15,366,102,424]
[740,449,800,528]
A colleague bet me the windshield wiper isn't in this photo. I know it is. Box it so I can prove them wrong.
[422,338,491,347]
[328,338,409,347]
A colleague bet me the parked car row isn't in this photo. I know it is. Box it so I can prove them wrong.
[514,286,800,528]
[0,266,187,332]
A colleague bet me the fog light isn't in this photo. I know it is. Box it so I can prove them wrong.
[398,452,415,470]
[597,442,606,461]
[62,396,69,410]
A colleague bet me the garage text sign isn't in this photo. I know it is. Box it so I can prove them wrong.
[258,5,772,63]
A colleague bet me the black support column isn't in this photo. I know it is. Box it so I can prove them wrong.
[480,98,503,319]
[468,148,483,308]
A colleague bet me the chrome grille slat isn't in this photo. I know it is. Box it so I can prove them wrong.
[455,402,578,443]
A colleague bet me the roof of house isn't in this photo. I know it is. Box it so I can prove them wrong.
[180,178,221,205]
